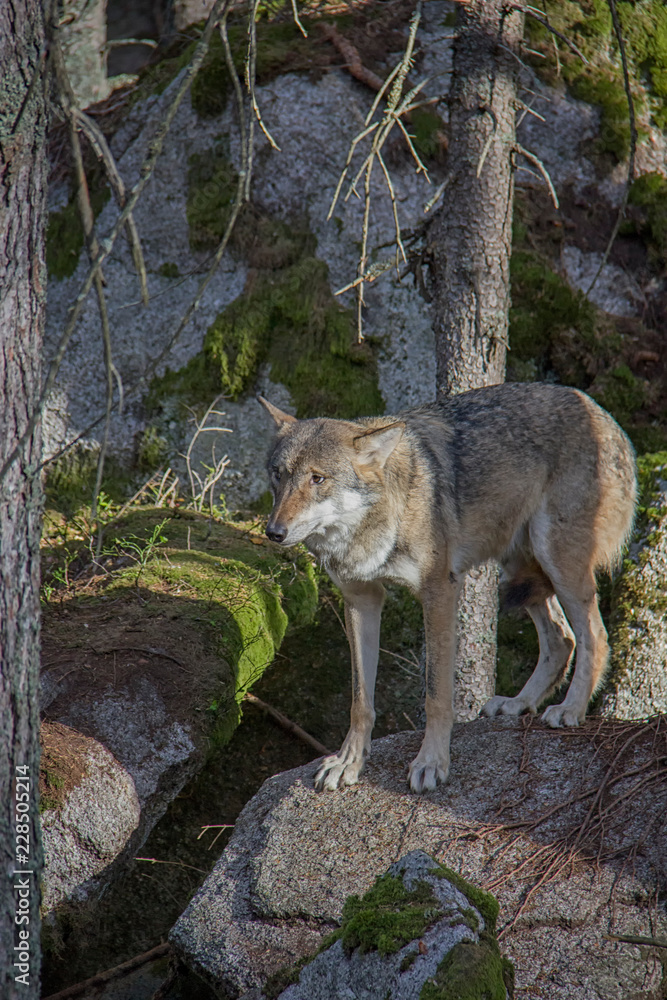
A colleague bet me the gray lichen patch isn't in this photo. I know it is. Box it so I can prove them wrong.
[600,452,667,719]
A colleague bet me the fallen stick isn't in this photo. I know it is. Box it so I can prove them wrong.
[319,22,385,92]
[42,942,171,1000]
[244,691,331,757]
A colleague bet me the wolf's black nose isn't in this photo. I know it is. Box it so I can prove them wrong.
[266,524,287,543]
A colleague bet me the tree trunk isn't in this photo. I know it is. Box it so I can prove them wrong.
[430,0,523,721]
[0,2,48,997]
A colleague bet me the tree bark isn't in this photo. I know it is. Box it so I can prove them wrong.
[0,2,48,996]
[430,0,523,720]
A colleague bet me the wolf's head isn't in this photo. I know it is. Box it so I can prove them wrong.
[259,397,404,550]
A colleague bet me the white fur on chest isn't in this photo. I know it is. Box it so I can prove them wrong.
[382,554,422,591]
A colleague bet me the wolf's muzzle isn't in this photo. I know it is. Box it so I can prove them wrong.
[266,522,288,543]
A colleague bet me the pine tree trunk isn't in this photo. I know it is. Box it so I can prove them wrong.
[430,0,523,720]
[0,2,48,996]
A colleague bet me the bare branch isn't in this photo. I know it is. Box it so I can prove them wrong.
[319,22,384,91]
[586,0,637,296]
[377,150,407,269]
[246,0,280,150]
[514,143,559,208]
[289,0,308,38]
[423,173,452,214]
[510,5,589,64]
[0,0,233,488]
[334,257,395,295]
[71,107,149,306]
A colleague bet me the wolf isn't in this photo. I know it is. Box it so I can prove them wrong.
[259,383,637,793]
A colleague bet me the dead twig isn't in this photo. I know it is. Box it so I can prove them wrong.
[604,934,667,949]
[0,0,232,489]
[586,0,637,296]
[510,4,589,64]
[41,943,171,1000]
[319,22,384,91]
[244,691,331,757]
[514,143,559,208]
[327,1,428,341]
[70,107,149,306]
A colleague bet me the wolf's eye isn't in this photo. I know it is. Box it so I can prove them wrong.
[272,467,281,481]
[311,474,325,485]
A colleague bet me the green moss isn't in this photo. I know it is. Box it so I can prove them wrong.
[136,426,170,473]
[263,864,509,1000]
[603,452,667,694]
[190,20,314,119]
[101,509,318,736]
[409,107,446,161]
[589,363,647,427]
[46,186,110,280]
[432,866,499,934]
[339,874,443,957]
[45,446,131,517]
[420,938,514,1000]
[186,147,239,252]
[525,1,666,161]
[496,611,540,699]
[571,68,640,161]
[627,172,667,267]
[158,261,181,279]
[509,248,597,377]
[400,949,419,972]
[204,255,381,416]
[39,770,65,814]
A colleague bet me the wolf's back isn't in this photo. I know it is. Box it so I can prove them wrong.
[401,382,637,573]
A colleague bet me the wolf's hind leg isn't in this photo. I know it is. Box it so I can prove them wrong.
[314,580,384,791]
[542,576,608,728]
[482,595,575,718]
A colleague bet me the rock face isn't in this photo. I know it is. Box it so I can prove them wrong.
[601,455,667,720]
[272,850,510,1000]
[44,3,664,509]
[40,723,140,912]
[171,719,667,1000]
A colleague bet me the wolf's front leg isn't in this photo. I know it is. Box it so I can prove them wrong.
[408,571,460,793]
[314,580,385,791]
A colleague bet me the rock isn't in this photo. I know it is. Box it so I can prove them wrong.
[170,719,667,1000]
[269,850,510,1000]
[40,722,140,912]
[561,246,642,317]
[40,510,318,910]
[601,454,667,719]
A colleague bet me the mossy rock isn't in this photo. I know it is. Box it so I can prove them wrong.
[263,854,511,1000]
[626,171,667,268]
[42,507,319,751]
[152,174,384,420]
[599,452,667,718]
[524,0,664,160]
[46,185,110,281]
[335,874,444,957]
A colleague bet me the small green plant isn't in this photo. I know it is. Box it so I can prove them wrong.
[104,518,169,586]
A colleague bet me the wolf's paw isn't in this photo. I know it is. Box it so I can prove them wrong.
[313,742,367,791]
[408,753,449,794]
[542,703,585,728]
[481,695,536,718]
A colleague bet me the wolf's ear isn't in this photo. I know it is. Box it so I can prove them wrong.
[258,396,297,429]
[353,422,405,468]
